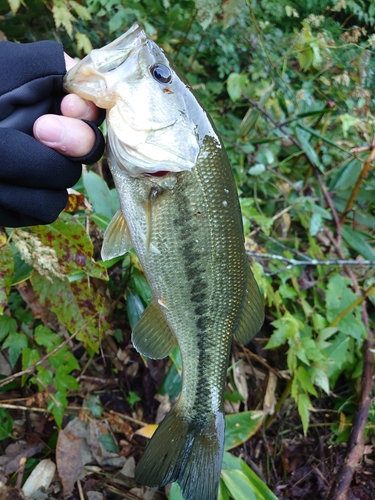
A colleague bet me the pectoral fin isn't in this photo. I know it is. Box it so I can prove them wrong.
[101,210,133,261]
[132,300,177,359]
[234,265,264,345]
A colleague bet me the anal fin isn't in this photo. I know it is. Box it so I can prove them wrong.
[132,300,176,359]
[101,210,133,261]
[233,265,264,345]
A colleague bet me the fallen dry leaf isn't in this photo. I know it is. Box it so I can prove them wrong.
[134,424,157,440]
[56,419,90,497]
[0,442,44,475]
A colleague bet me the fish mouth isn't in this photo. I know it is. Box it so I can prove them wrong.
[63,23,147,108]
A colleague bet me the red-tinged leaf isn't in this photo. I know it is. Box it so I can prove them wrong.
[30,213,107,281]
[0,241,13,314]
[31,273,109,352]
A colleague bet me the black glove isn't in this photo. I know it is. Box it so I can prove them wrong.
[0,40,105,227]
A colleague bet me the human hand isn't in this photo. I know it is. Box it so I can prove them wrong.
[0,41,105,228]
[33,54,102,158]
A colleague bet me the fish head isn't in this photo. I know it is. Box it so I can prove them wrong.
[64,23,201,177]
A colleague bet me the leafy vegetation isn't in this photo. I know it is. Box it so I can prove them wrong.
[0,0,375,498]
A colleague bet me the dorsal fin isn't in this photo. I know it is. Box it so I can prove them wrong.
[233,265,264,345]
[101,210,133,261]
[132,300,177,359]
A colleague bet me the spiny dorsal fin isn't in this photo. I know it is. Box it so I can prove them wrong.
[101,209,133,261]
[233,265,264,345]
[132,300,177,359]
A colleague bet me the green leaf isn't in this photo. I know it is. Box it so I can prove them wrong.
[126,290,145,330]
[69,0,91,20]
[131,267,152,305]
[295,125,324,171]
[35,366,53,389]
[48,346,80,372]
[98,431,119,454]
[34,325,59,348]
[221,453,278,500]
[7,0,21,15]
[22,348,41,385]
[54,367,80,392]
[297,393,312,435]
[341,226,375,261]
[48,391,68,428]
[0,408,12,440]
[83,171,119,221]
[0,315,17,341]
[224,411,264,451]
[3,332,28,367]
[52,1,76,37]
[0,242,13,314]
[158,362,182,400]
[296,366,317,397]
[75,32,93,54]
[227,73,249,102]
[326,274,357,323]
[127,391,141,406]
[169,482,185,500]
[85,395,104,417]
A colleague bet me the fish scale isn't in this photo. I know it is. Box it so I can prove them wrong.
[63,22,264,500]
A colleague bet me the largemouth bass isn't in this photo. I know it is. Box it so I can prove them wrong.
[64,23,264,500]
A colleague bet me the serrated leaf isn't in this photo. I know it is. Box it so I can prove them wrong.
[52,2,76,37]
[75,32,93,54]
[54,367,80,392]
[34,325,59,348]
[0,242,13,314]
[296,366,317,397]
[0,315,17,341]
[224,411,264,451]
[30,213,108,281]
[69,0,91,20]
[297,393,312,435]
[3,332,28,367]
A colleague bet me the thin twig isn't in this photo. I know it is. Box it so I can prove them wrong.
[247,251,375,267]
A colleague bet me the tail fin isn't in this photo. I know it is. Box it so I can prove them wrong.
[134,405,225,500]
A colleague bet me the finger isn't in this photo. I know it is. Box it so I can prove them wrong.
[34,115,96,157]
[61,93,100,122]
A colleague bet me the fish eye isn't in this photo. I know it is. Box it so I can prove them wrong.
[150,64,172,84]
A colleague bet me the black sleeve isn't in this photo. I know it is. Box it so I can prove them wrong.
[0,40,105,228]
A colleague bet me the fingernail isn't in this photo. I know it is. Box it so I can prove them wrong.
[34,116,65,145]
[66,94,91,119]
